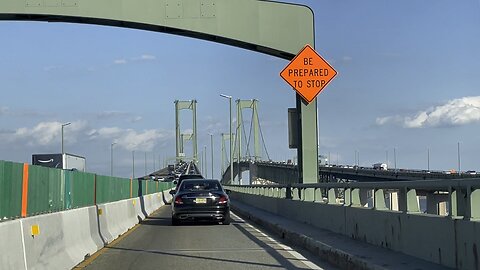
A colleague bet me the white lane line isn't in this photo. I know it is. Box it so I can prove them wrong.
[231,212,323,270]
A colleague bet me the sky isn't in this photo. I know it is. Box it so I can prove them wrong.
[1,0,480,178]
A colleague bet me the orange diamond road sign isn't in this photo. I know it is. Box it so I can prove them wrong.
[280,44,337,103]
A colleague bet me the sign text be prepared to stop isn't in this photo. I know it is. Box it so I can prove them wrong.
[280,44,337,103]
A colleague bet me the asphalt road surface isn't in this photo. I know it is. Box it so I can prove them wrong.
[79,205,337,270]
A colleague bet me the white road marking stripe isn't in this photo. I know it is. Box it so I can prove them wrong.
[230,212,323,270]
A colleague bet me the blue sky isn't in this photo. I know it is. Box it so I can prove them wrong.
[1,0,480,178]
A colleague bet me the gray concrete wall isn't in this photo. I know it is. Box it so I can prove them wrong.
[231,191,480,270]
[0,220,26,270]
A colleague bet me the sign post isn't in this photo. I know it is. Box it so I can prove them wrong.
[280,44,337,184]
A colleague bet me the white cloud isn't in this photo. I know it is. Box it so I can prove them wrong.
[113,54,156,65]
[1,120,173,152]
[128,116,143,123]
[114,59,127,65]
[376,96,480,128]
[131,54,156,61]
[9,120,88,146]
[139,54,156,60]
[96,111,127,119]
[95,127,173,151]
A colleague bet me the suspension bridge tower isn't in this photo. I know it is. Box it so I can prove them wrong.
[175,100,197,162]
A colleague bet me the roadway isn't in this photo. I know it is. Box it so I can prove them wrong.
[79,205,336,270]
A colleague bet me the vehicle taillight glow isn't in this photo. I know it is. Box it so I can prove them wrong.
[174,196,183,205]
[218,195,228,204]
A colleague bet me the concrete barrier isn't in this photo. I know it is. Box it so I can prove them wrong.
[97,190,173,244]
[21,206,103,270]
[97,198,140,244]
[0,220,26,270]
[231,191,480,270]
[0,190,172,270]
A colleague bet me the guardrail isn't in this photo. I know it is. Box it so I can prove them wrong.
[227,178,480,219]
[226,179,480,269]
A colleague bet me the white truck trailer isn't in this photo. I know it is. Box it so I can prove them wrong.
[32,153,86,172]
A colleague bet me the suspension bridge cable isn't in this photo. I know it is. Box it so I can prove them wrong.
[257,112,270,160]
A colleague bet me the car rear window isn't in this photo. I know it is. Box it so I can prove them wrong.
[180,180,222,192]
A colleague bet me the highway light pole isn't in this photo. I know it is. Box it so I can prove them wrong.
[209,133,214,179]
[457,142,461,174]
[427,148,430,171]
[220,94,233,184]
[204,145,208,178]
[394,147,397,171]
[111,142,116,177]
[61,122,71,154]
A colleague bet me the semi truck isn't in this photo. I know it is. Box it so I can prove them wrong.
[32,153,86,172]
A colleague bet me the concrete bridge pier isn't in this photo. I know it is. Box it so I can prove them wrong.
[426,192,448,215]
[350,188,370,207]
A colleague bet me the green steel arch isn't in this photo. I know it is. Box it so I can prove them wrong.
[0,0,318,183]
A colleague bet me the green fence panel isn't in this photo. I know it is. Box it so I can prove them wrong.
[0,161,23,220]
[63,170,72,209]
[71,171,95,208]
[27,165,63,216]
[147,181,156,195]
[96,176,131,204]
[163,182,174,191]
[141,181,147,196]
[132,179,139,198]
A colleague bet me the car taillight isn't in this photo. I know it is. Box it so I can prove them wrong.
[174,196,183,205]
[218,195,229,204]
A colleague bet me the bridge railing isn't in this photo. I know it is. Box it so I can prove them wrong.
[0,160,174,221]
[227,178,480,219]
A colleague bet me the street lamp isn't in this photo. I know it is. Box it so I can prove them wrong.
[457,142,461,175]
[209,133,214,179]
[204,145,208,178]
[220,94,233,184]
[61,122,71,154]
[111,142,117,176]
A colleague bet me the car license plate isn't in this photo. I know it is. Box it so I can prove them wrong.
[195,198,207,204]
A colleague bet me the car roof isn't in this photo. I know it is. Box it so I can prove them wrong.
[178,174,204,180]
[180,179,220,183]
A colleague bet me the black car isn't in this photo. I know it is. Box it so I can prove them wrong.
[170,179,230,225]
